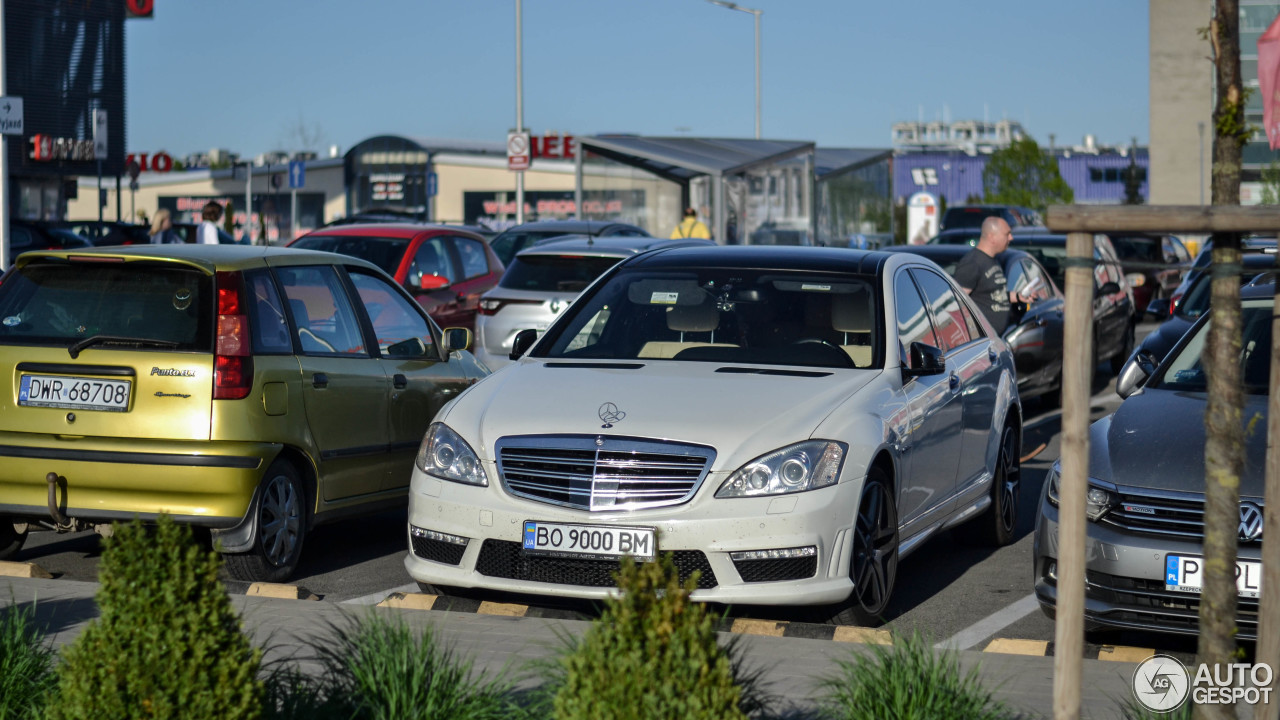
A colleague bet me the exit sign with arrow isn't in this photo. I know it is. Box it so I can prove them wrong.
[0,97,23,135]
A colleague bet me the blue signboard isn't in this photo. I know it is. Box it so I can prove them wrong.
[426,171,438,198]
[288,160,305,189]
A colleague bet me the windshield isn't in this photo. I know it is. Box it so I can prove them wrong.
[499,254,623,293]
[1157,298,1273,395]
[290,236,408,276]
[1011,244,1067,286]
[0,260,213,351]
[538,268,881,369]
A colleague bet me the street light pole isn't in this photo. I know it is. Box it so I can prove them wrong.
[515,0,525,225]
[706,0,762,140]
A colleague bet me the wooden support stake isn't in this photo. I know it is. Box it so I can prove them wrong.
[1053,231,1094,720]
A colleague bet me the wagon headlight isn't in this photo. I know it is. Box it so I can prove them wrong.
[416,423,487,486]
[717,441,845,498]
[1045,461,1116,522]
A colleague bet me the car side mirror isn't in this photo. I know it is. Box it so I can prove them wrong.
[386,336,428,359]
[1144,297,1172,321]
[419,274,450,291]
[442,327,472,355]
[510,328,538,361]
[1097,281,1121,297]
[903,342,946,377]
[1116,350,1158,399]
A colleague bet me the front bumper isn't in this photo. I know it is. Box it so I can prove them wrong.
[1032,497,1260,639]
[404,464,866,606]
[0,430,276,527]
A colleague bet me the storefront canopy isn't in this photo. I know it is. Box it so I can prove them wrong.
[815,148,893,180]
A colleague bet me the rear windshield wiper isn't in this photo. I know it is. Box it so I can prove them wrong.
[68,335,180,359]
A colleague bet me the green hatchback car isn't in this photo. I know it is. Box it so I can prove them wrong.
[0,245,487,581]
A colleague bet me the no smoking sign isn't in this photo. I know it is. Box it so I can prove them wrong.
[507,131,530,171]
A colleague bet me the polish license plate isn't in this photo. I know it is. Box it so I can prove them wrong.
[1165,555,1261,598]
[18,374,131,412]
[522,521,656,561]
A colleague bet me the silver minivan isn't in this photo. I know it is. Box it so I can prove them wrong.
[474,235,714,370]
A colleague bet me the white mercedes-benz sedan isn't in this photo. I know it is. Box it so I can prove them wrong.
[405,246,1022,624]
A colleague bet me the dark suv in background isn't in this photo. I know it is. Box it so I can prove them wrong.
[940,204,1044,231]
[487,219,649,266]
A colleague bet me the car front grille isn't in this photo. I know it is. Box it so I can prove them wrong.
[410,535,467,566]
[1083,570,1258,639]
[733,556,818,583]
[1099,487,1263,545]
[496,435,715,511]
[474,539,717,589]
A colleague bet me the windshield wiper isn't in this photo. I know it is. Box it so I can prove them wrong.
[68,335,180,359]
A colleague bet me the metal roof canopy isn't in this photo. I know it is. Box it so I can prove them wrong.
[575,136,816,243]
[814,148,893,180]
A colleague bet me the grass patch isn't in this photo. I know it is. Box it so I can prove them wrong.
[817,631,1017,720]
[0,600,56,720]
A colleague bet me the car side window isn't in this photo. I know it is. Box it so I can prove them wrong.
[348,271,439,359]
[911,268,972,350]
[1018,260,1052,302]
[408,237,458,287]
[245,269,292,354]
[895,271,940,363]
[453,237,489,280]
[275,265,367,356]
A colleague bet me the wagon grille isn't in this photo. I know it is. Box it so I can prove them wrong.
[496,435,714,511]
[1099,487,1263,545]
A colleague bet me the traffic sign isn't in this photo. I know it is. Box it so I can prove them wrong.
[126,159,141,181]
[288,160,305,189]
[426,171,438,197]
[0,96,23,135]
[92,110,108,159]
[507,131,530,171]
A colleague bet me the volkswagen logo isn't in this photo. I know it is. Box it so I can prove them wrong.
[1239,502,1264,542]
[598,402,626,428]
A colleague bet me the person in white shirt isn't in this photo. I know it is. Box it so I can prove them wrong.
[198,201,223,245]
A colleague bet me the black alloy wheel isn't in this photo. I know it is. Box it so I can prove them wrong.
[0,519,28,560]
[958,423,1021,546]
[827,467,898,626]
[224,459,307,583]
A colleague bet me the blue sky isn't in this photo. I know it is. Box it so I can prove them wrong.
[127,0,1150,158]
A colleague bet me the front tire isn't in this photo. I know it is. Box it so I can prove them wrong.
[826,467,898,626]
[223,460,307,583]
[957,423,1021,546]
[0,519,29,560]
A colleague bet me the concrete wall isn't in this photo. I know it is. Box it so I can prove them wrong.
[1149,0,1213,204]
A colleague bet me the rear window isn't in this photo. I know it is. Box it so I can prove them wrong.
[0,260,213,351]
[290,236,409,276]
[1108,236,1162,262]
[499,254,623,293]
[942,208,1004,230]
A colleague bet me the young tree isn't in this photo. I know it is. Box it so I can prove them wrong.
[981,137,1074,212]
[1261,159,1280,204]
[1122,155,1144,205]
[1197,2,1248,719]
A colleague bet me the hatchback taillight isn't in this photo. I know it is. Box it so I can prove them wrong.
[214,271,253,399]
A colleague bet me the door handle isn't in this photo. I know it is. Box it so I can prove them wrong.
[987,348,998,363]
[312,373,329,389]
[949,373,960,391]
[393,373,408,389]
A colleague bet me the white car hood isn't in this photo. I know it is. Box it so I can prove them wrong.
[440,359,880,472]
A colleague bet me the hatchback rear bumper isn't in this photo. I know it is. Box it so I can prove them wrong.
[0,432,277,527]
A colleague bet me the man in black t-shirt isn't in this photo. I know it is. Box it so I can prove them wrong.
[954,217,1025,333]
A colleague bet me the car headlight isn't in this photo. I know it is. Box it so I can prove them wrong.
[1045,461,1116,521]
[416,423,487,486]
[716,441,845,498]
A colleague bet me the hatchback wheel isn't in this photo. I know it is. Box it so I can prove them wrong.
[825,467,898,626]
[958,423,1021,546]
[224,460,307,583]
[0,518,28,560]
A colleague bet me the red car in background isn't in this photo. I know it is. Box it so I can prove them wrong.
[289,224,503,331]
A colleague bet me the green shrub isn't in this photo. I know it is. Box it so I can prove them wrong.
[551,554,767,720]
[0,600,56,720]
[293,612,527,720]
[817,632,1016,720]
[48,516,264,720]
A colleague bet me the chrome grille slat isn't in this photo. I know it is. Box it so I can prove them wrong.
[1102,487,1263,544]
[497,435,715,511]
